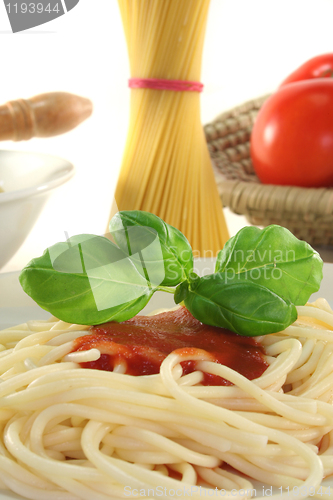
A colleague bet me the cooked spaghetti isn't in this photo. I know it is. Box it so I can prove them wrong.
[1,300,333,499]
[109,0,229,255]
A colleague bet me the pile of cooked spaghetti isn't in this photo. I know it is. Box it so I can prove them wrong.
[1,301,333,500]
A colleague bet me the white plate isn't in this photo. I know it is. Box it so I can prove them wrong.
[0,263,333,500]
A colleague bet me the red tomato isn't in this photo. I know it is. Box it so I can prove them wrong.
[250,79,333,187]
[280,53,333,86]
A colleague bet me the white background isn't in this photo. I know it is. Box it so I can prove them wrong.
[1,0,333,273]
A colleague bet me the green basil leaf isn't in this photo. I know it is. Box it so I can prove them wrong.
[109,211,193,287]
[215,225,323,305]
[175,280,189,304]
[188,272,201,290]
[184,274,297,336]
[19,234,155,325]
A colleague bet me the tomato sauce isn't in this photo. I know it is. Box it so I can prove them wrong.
[72,307,268,386]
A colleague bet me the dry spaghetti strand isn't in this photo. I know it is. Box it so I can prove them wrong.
[109,0,229,256]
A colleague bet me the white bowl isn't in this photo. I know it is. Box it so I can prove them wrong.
[0,150,75,269]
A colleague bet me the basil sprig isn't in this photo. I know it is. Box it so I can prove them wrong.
[19,211,323,336]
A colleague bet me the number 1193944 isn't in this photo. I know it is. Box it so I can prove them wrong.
[5,3,60,14]
[278,486,330,496]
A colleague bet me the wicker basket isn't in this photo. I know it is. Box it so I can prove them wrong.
[205,95,333,247]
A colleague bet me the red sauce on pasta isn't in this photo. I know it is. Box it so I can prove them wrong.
[72,307,268,385]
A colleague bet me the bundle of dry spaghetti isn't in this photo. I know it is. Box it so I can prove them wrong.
[110,0,229,255]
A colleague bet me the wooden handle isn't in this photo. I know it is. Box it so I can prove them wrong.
[0,92,93,141]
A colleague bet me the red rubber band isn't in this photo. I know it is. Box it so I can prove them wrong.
[128,78,204,92]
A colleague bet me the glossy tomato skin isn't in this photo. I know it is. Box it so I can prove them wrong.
[280,53,333,86]
[250,79,333,187]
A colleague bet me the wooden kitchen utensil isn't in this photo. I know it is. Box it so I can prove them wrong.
[0,91,92,141]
